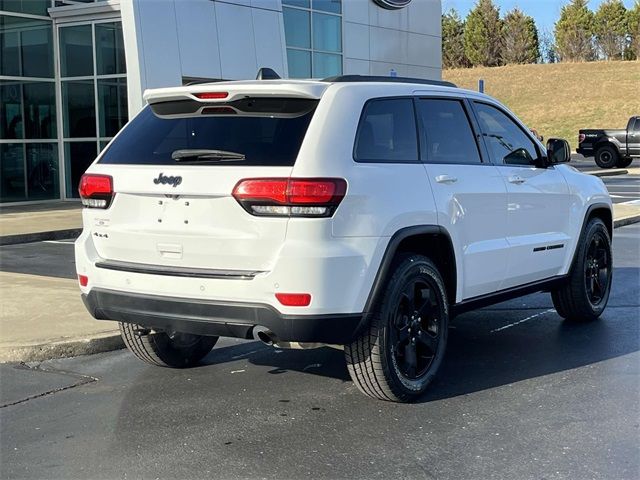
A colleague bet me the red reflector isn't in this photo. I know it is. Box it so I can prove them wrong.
[78,275,88,287]
[276,293,311,307]
[79,174,112,198]
[194,92,228,100]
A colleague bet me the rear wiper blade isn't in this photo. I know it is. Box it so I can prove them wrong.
[171,149,246,162]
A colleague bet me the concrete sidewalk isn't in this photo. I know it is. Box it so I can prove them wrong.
[0,202,82,245]
[0,272,122,363]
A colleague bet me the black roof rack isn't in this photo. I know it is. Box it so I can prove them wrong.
[322,74,457,88]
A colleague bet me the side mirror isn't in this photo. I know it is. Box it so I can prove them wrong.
[546,138,571,165]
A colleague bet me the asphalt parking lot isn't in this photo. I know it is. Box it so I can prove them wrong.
[570,156,639,204]
[1,220,638,479]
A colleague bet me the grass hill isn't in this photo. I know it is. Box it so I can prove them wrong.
[442,61,640,151]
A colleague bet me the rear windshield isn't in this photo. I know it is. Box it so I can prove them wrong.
[99,99,317,166]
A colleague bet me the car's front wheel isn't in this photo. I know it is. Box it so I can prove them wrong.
[119,322,218,367]
[551,217,612,322]
[345,255,448,402]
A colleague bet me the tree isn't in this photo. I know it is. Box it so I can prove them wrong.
[442,9,469,68]
[594,0,628,60]
[502,8,540,64]
[539,29,558,63]
[628,1,640,60]
[464,0,503,67]
[554,0,595,62]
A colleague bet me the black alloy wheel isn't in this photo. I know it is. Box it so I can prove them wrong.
[389,280,441,380]
[551,217,612,322]
[584,231,611,306]
[345,255,448,402]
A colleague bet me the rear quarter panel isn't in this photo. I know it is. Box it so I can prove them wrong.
[290,84,438,311]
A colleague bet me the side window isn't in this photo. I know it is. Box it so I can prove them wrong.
[417,99,482,165]
[474,102,539,166]
[354,98,418,163]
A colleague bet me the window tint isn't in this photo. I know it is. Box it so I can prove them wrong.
[99,105,316,166]
[354,98,418,163]
[474,102,538,166]
[417,99,481,165]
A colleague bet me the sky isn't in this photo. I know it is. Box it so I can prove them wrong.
[441,0,637,34]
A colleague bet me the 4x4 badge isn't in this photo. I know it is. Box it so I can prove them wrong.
[153,173,182,187]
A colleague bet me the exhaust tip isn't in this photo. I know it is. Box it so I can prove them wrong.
[254,328,276,346]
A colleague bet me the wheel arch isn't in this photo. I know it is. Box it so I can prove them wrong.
[363,226,457,315]
[594,139,620,155]
[568,203,613,270]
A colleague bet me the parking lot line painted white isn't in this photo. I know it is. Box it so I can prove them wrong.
[491,309,556,333]
[620,199,640,205]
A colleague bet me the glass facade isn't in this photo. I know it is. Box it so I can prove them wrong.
[1,2,126,203]
[283,0,342,79]
[60,20,127,198]
[1,6,58,202]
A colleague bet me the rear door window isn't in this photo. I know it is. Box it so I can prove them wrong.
[353,98,419,163]
[99,98,317,167]
[417,99,482,165]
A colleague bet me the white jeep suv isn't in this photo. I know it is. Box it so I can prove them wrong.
[75,75,613,402]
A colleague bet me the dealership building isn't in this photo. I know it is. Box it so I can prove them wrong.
[0,0,442,204]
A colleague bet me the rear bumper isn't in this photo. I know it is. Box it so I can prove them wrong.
[82,288,363,344]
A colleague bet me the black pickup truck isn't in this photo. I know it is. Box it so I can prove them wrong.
[577,116,640,168]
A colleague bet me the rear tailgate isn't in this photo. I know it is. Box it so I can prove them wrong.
[83,85,325,273]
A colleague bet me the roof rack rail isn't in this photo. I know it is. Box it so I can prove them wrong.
[322,74,457,88]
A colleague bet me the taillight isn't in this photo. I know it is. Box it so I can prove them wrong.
[578,133,585,143]
[194,92,228,100]
[79,174,113,209]
[232,178,347,217]
[78,275,88,287]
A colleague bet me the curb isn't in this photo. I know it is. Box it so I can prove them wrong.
[614,214,640,229]
[584,169,628,177]
[0,228,82,246]
[0,332,124,364]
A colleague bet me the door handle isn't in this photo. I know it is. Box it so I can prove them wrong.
[508,175,525,184]
[435,174,458,184]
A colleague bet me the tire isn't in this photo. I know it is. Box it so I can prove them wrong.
[594,145,619,169]
[616,157,633,168]
[345,255,448,402]
[551,218,612,322]
[119,322,218,368]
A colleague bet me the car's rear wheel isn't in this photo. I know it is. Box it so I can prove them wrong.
[594,145,619,169]
[345,255,448,402]
[616,157,633,168]
[119,322,218,367]
[551,218,612,322]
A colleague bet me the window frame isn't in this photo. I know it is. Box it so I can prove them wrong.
[469,100,544,168]
[352,95,422,164]
[415,96,488,166]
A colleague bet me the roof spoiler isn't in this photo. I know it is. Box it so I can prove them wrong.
[322,74,457,88]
